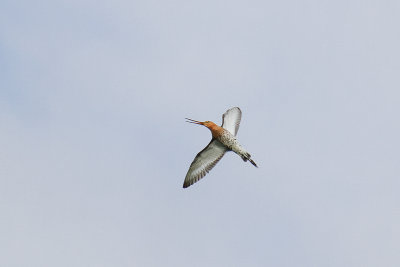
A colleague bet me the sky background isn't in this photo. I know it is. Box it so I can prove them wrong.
[1,0,400,266]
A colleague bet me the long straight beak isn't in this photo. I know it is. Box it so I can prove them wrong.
[185,118,204,125]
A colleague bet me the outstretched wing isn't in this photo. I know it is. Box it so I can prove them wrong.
[221,107,242,136]
[183,139,227,188]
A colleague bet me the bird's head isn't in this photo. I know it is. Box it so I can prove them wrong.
[185,118,217,128]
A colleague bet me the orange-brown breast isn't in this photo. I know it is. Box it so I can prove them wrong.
[205,122,225,138]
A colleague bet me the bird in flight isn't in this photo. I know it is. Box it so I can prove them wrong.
[183,107,257,188]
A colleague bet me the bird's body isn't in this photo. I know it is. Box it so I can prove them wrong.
[205,122,253,163]
[183,107,257,188]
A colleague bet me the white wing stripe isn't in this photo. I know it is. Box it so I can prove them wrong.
[183,139,227,188]
[221,107,242,136]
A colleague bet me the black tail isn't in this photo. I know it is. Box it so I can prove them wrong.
[242,153,258,168]
[248,158,258,168]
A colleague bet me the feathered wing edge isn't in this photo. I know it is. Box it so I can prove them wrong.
[221,107,242,136]
[222,107,258,168]
[183,139,227,188]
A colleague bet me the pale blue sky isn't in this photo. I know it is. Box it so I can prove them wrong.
[1,0,400,266]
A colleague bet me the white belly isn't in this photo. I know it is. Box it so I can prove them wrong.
[217,131,247,156]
